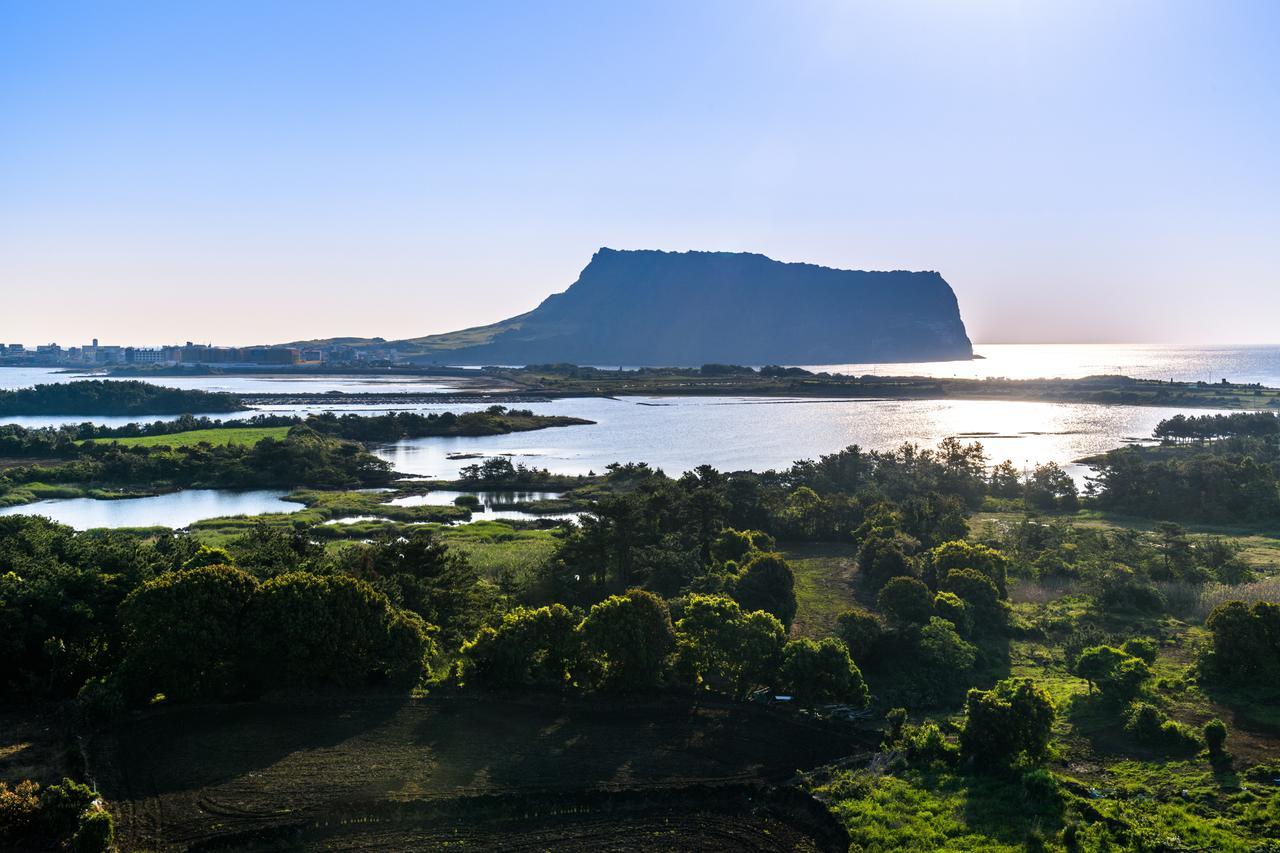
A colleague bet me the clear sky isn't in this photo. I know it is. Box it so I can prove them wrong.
[2,1,1277,347]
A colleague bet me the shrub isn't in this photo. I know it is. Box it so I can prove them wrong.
[38,779,96,837]
[1120,636,1159,665]
[1204,718,1229,763]
[0,780,40,837]
[928,540,1009,597]
[1202,600,1280,682]
[911,616,978,704]
[1097,567,1165,613]
[70,808,113,853]
[877,576,935,626]
[1021,768,1060,805]
[1124,702,1201,753]
[710,528,775,564]
[1074,645,1151,700]
[902,721,958,767]
[885,707,908,743]
[117,565,258,703]
[243,572,435,689]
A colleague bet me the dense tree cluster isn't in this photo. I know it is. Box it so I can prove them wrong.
[1154,411,1280,444]
[1087,439,1280,523]
[0,426,393,503]
[0,380,242,416]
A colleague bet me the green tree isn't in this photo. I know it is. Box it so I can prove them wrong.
[674,595,785,698]
[730,552,798,628]
[910,616,979,704]
[835,607,883,664]
[960,678,1055,769]
[1074,645,1150,700]
[710,528,775,565]
[940,568,1005,628]
[458,604,581,689]
[116,564,258,703]
[876,576,935,626]
[927,540,1009,597]
[338,529,484,648]
[932,591,971,635]
[779,637,868,706]
[858,532,919,592]
[577,589,675,691]
[243,572,434,689]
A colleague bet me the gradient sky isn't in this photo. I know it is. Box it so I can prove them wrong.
[2,1,1278,347]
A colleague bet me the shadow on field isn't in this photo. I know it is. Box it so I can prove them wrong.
[89,692,867,851]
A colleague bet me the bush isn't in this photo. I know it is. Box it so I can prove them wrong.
[901,721,958,767]
[71,808,113,853]
[0,780,40,837]
[1097,567,1166,613]
[117,565,258,703]
[1120,636,1159,665]
[1124,702,1201,753]
[910,616,978,704]
[928,540,1009,597]
[1204,718,1229,763]
[1021,768,1060,805]
[877,576,935,626]
[1202,600,1280,682]
[38,778,96,837]
[243,572,435,689]
[1074,645,1151,700]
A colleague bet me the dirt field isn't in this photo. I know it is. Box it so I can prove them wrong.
[87,693,863,851]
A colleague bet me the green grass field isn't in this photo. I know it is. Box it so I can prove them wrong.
[84,426,291,448]
[781,541,861,638]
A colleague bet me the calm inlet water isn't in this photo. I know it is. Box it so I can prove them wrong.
[3,345,1275,528]
[0,490,303,529]
[372,396,1225,483]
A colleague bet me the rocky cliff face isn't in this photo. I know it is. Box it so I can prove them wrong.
[407,249,973,366]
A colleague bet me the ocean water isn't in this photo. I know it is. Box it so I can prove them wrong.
[800,343,1280,386]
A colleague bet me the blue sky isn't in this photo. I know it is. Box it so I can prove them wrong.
[2,1,1277,346]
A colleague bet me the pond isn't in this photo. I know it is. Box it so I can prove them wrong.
[0,489,304,529]
[386,489,580,524]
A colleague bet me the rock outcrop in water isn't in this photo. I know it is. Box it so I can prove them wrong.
[405,248,973,366]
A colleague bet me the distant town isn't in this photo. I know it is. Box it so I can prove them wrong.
[0,339,407,368]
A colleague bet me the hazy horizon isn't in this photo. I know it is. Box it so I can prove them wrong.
[4,1,1278,347]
